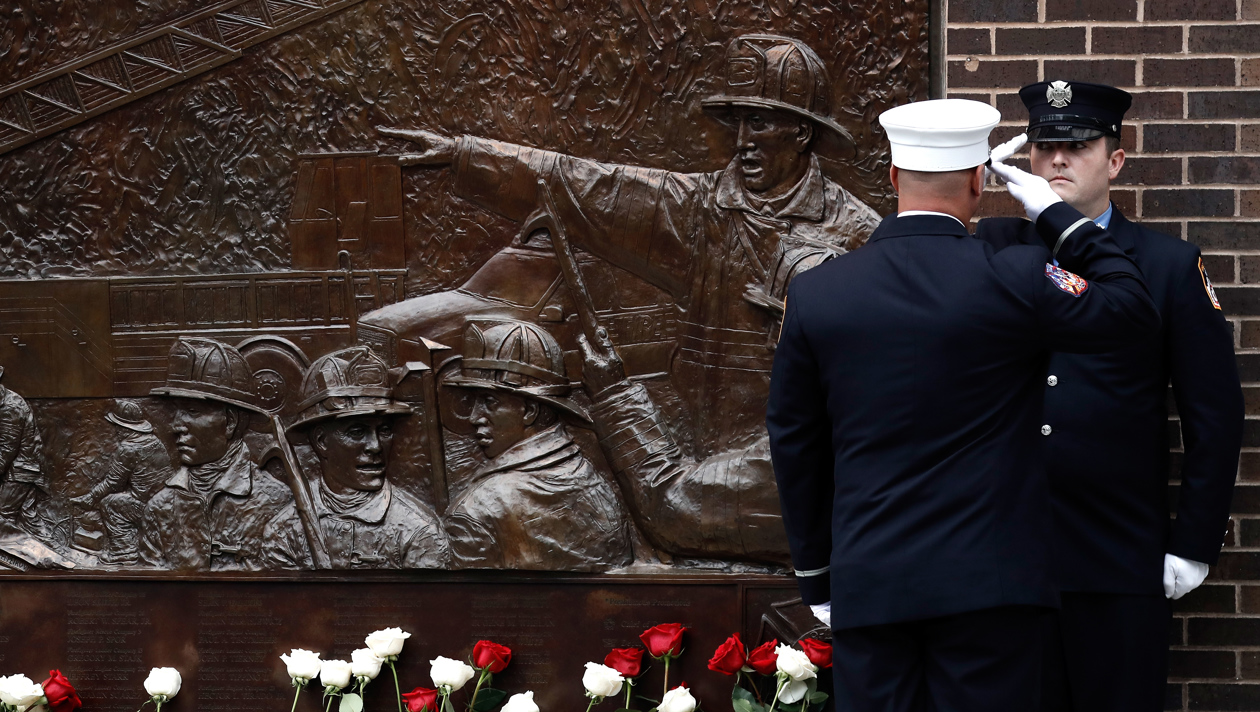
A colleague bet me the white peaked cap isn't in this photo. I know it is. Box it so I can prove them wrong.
[878,99,1002,172]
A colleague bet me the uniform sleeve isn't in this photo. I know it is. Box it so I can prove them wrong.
[766,284,834,605]
[450,136,698,298]
[1166,252,1243,564]
[1027,202,1161,352]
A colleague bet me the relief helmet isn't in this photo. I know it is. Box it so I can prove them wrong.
[150,337,263,413]
[288,346,410,434]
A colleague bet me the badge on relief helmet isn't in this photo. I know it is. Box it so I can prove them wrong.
[1199,257,1222,310]
[1045,263,1089,297]
[1046,80,1073,109]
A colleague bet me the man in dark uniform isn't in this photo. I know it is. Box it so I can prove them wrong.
[976,81,1243,711]
[768,98,1160,710]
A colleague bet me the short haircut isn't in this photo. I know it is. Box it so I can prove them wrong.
[1105,135,1121,154]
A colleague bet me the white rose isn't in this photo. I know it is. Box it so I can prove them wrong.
[659,686,696,712]
[429,656,476,691]
[778,679,808,705]
[351,649,384,680]
[0,675,45,710]
[281,649,324,683]
[501,691,539,712]
[365,628,411,658]
[143,668,182,699]
[320,660,353,690]
[581,663,623,699]
[774,644,818,682]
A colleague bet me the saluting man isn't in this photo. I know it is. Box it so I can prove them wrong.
[768,98,1160,709]
[976,81,1243,711]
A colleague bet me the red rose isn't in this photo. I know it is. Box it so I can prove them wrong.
[604,647,644,678]
[402,687,440,712]
[797,638,833,669]
[40,671,80,712]
[639,623,688,658]
[706,633,746,675]
[745,639,779,675]
[472,640,512,673]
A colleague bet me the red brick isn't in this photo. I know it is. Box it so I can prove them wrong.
[1247,0,1260,20]
[976,189,1026,218]
[1190,25,1260,53]
[949,0,1038,22]
[1243,190,1260,217]
[1173,584,1238,613]
[1245,125,1260,152]
[1145,58,1237,88]
[1046,0,1137,20]
[946,92,992,104]
[996,92,1025,119]
[1144,189,1234,217]
[1145,124,1235,153]
[1044,59,1137,88]
[1188,616,1260,645]
[1169,650,1237,679]
[1244,585,1260,613]
[1202,254,1235,283]
[948,28,990,56]
[1238,354,1260,381]
[947,59,1039,89]
[1241,517,1260,544]
[1147,0,1237,20]
[1220,286,1260,315]
[1189,91,1260,119]
[1093,26,1183,54]
[1136,220,1183,237]
[1191,157,1260,183]
[995,27,1086,55]
[1115,157,1182,186]
[1235,484,1260,513]
[1245,383,1260,413]
[1190,683,1260,708]
[1129,91,1184,120]
[1243,321,1260,348]
[1112,188,1138,215]
[1244,652,1260,680]
[1245,59,1260,87]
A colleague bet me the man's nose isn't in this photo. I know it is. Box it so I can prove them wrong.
[737,118,754,148]
[364,430,381,453]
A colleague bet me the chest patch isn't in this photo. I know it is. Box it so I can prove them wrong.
[1198,258,1222,310]
[1045,263,1089,297]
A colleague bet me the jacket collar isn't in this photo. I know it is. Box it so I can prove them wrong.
[715,154,827,222]
[1104,204,1137,255]
[316,478,392,525]
[476,423,579,477]
[867,213,971,244]
[165,439,253,499]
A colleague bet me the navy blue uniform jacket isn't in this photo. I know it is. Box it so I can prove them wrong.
[976,209,1242,595]
[767,203,1160,630]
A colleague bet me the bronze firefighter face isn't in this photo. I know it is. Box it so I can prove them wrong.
[733,106,814,196]
[309,415,395,494]
[469,391,555,459]
[170,399,239,466]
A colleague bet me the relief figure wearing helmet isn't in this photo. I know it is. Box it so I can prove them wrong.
[263,347,450,570]
[140,338,296,571]
[378,35,876,565]
[442,320,632,572]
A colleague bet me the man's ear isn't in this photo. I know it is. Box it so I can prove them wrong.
[1108,148,1126,181]
[890,165,901,194]
[796,120,815,153]
[971,165,986,197]
[309,425,328,458]
[522,399,539,427]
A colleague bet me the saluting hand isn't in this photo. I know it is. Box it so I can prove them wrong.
[376,127,456,166]
[988,160,1063,223]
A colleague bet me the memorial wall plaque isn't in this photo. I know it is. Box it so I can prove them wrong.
[0,0,928,705]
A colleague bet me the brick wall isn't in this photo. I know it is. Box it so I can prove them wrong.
[944,0,1260,709]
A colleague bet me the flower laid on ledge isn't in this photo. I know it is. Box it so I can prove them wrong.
[281,649,321,712]
[602,647,644,710]
[367,628,411,712]
[499,691,537,712]
[659,685,697,712]
[140,668,181,712]
[466,640,512,712]
[40,671,81,712]
[320,659,357,712]
[582,661,624,711]
[710,635,829,712]
[402,686,439,712]
[430,656,475,712]
[0,674,50,712]
[639,623,687,701]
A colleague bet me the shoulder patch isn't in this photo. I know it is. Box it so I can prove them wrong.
[1198,257,1222,310]
[1045,263,1089,297]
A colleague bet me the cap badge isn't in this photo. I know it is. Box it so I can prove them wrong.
[1046,81,1073,109]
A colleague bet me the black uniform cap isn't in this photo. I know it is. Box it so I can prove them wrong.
[1019,80,1133,142]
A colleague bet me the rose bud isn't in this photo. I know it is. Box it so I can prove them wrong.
[659,685,696,712]
[402,686,439,712]
[281,650,323,685]
[774,645,817,682]
[351,649,384,680]
[639,623,687,659]
[320,660,353,690]
[603,647,644,678]
[142,668,182,701]
[582,662,624,699]
[39,671,81,712]
[797,638,833,669]
[500,691,539,712]
[706,633,746,676]
[745,640,779,675]
[365,628,411,659]
[429,657,476,691]
[472,640,513,673]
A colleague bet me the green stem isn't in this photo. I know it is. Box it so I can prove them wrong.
[325,691,335,712]
[624,680,633,711]
[467,669,489,712]
[391,661,402,712]
[155,700,163,712]
[585,696,600,712]
[291,685,304,712]
[662,658,670,701]
[767,676,786,712]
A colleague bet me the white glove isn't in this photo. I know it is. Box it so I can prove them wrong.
[809,603,831,629]
[1163,553,1210,600]
[989,133,1028,165]
[988,160,1062,223]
